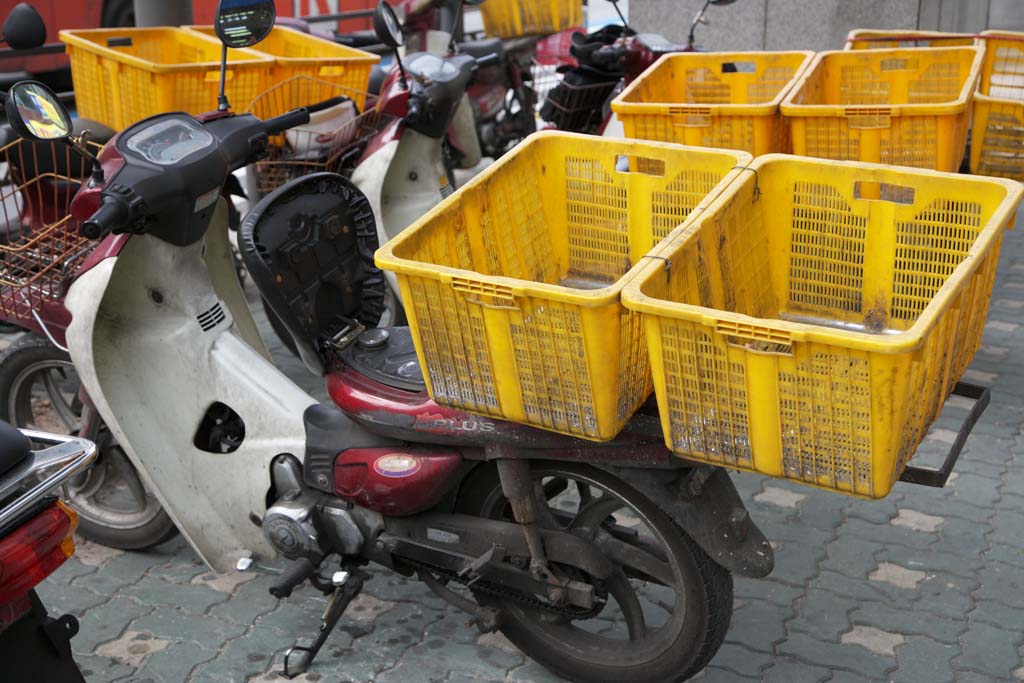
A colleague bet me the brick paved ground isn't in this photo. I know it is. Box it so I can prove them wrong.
[26,200,1024,682]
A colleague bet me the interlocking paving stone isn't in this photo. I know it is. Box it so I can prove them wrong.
[849,602,964,645]
[788,588,858,642]
[893,636,959,683]
[777,632,896,679]
[954,621,1021,679]
[761,656,832,683]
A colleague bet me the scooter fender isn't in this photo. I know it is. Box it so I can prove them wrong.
[609,466,774,578]
[65,234,316,572]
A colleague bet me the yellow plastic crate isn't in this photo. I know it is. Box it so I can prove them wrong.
[781,47,983,171]
[970,31,1024,181]
[186,26,379,112]
[376,131,752,441]
[611,51,814,156]
[479,0,582,38]
[61,27,272,130]
[623,155,1023,498]
[845,29,977,50]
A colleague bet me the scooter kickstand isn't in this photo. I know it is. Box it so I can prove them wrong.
[282,569,364,679]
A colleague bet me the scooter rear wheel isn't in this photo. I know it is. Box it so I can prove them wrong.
[0,334,177,550]
[455,461,732,683]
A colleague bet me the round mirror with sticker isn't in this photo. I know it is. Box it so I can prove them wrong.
[6,80,72,141]
[215,0,276,48]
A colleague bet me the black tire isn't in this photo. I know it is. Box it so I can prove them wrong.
[0,335,177,549]
[455,462,733,683]
[101,0,135,27]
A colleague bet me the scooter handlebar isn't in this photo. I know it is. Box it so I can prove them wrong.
[264,107,312,136]
[475,52,501,68]
[82,198,131,239]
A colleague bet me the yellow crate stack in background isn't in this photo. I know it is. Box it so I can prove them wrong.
[612,51,814,156]
[844,29,977,50]
[479,0,582,38]
[623,155,1023,498]
[781,47,983,171]
[60,27,273,130]
[376,131,752,441]
[186,25,379,112]
[970,31,1024,181]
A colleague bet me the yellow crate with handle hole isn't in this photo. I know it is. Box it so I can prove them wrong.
[60,27,273,130]
[970,31,1024,181]
[186,25,379,112]
[622,154,1023,498]
[844,29,978,50]
[611,51,815,156]
[479,0,582,38]
[781,47,983,172]
[375,131,752,441]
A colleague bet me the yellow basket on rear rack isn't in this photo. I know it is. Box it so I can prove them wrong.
[187,25,379,112]
[61,27,273,130]
[622,155,1023,498]
[781,47,983,172]
[376,131,751,441]
[970,31,1024,181]
[611,51,815,156]
[844,29,977,50]
[479,0,582,38]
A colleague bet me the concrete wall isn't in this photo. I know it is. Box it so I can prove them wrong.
[629,0,1023,52]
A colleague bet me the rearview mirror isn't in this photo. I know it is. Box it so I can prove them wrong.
[5,81,72,141]
[373,1,404,49]
[2,3,46,50]
[215,0,276,48]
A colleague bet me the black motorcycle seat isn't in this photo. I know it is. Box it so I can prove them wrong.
[456,37,504,61]
[239,172,386,376]
[334,30,381,48]
[0,420,32,478]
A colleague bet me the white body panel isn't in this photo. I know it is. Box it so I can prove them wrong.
[65,226,315,572]
[352,129,449,301]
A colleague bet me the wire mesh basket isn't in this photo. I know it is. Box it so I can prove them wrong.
[531,29,580,113]
[245,76,397,195]
[0,137,99,323]
[540,76,620,133]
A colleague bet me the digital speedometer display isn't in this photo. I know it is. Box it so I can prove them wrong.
[125,118,214,166]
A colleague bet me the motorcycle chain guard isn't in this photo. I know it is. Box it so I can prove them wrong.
[238,172,387,375]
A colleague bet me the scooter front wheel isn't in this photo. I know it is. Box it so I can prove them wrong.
[455,461,733,683]
[0,334,178,550]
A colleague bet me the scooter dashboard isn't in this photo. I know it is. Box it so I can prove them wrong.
[124,117,215,166]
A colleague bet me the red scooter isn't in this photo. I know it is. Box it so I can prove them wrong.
[2,2,774,681]
[541,0,736,134]
[0,422,98,683]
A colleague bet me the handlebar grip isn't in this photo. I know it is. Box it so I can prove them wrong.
[82,199,130,239]
[475,52,501,68]
[269,557,318,599]
[306,96,349,114]
[264,107,311,136]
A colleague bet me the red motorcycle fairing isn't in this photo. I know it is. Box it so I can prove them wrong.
[326,366,674,466]
[333,446,464,515]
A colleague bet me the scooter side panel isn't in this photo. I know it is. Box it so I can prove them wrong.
[65,236,315,572]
